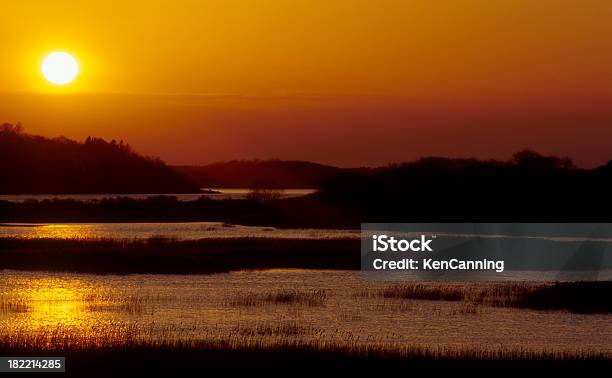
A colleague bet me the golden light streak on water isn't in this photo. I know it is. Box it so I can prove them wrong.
[0,270,610,354]
[0,275,126,347]
[0,222,359,240]
[24,224,97,240]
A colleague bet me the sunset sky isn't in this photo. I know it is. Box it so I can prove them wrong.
[1,0,611,167]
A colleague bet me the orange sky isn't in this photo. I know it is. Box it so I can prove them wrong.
[1,1,611,167]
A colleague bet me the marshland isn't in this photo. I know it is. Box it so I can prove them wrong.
[1,224,611,374]
[4,0,612,373]
[0,269,611,372]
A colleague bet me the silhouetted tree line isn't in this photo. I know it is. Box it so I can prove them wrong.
[317,150,612,222]
[0,124,199,194]
[2,123,611,225]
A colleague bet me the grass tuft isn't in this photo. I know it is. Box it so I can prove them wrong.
[0,298,30,314]
[366,281,612,314]
[227,289,327,307]
[381,284,464,301]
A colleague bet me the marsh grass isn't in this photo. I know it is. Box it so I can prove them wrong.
[369,282,612,314]
[450,303,481,316]
[336,309,363,321]
[0,324,609,362]
[0,298,30,314]
[231,322,321,337]
[86,297,147,315]
[468,281,612,313]
[227,289,327,307]
[82,292,179,315]
[0,283,610,371]
[82,292,175,303]
[380,284,465,301]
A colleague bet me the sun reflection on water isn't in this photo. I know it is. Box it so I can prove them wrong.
[0,275,124,345]
[18,281,91,326]
[23,224,97,239]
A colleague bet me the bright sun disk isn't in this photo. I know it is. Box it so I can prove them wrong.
[42,52,79,85]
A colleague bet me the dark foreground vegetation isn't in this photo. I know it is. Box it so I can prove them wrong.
[2,342,610,376]
[0,124,199,194]
[0,237,359,274]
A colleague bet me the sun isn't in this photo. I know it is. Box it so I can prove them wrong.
[41,52,79,85]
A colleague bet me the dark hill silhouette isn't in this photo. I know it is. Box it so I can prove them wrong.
[0,123,199,194]
[174,160,341,188]
[311,150,612,223]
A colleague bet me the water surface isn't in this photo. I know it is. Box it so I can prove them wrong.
[0,222,358,240]
[0,188,316,202]
[0,270,610,354]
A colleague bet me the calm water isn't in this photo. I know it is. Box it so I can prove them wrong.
[0,222,358,240]
[0,188,316,202]
[0,269,610,354]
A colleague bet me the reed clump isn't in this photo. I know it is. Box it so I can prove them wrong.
[467,281,612,314]
[230,322,320,337]
[380,284,464,301]
[86,296,147,315]
[227,289,327,307]
[370,281,612,314]
[0,298,30,314]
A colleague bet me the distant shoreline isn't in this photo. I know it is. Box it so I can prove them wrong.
[0,193,353,228]
[0,188,316,203]
[0,223,43,227]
